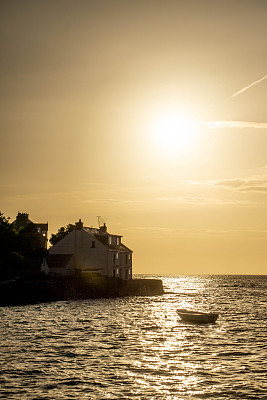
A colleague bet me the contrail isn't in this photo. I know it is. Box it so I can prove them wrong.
[232,74,267,97]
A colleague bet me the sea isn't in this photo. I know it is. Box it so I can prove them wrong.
[0,275,266,400]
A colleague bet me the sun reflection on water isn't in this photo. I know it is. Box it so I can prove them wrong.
[1,275,266,399]
[120,275,229,398]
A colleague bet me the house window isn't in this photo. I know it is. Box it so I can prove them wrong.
[125,254,128,264]
[112,268,116,278]
[125,269,129,280]
[108,236,112,245]
[113,253,119,264]
[116,237,120,245]
[91,241,95,248]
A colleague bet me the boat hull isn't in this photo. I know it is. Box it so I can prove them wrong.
[177,309,219,324]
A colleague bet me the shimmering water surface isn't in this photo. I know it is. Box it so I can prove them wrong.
[1,275,266,399]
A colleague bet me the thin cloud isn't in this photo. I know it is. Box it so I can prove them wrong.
[214,179,250,189]
[124,226,267,240]
[183,173,267,194]
[158,196,247,206]
[83,198,144,204]
[206,121,267,129]
[208,177,267,193]
[232,74,267,97]
[238,186,267,193]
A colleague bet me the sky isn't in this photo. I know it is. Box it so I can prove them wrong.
[1,0,267,275]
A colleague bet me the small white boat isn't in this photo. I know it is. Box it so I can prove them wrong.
[177,309,219,324]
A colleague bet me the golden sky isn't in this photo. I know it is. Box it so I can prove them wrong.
[1,0,267,274]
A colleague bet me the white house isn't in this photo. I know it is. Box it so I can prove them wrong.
[45,219,133,280]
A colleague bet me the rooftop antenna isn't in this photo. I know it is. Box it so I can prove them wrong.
[96,216,101,228]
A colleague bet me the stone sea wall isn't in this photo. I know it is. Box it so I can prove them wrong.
[0,275,164,306]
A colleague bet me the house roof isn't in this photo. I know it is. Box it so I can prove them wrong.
[11,213,48,231]
[84,227,100,235]
[83,226,132,252]
[119,243,133,252]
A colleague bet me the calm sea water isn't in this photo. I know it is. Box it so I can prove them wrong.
[0,275,266,400]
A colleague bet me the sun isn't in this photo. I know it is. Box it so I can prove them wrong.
[149,109,199,157]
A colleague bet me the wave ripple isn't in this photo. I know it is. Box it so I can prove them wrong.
[1,275,267,399]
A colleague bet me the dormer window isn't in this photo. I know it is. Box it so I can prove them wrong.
[108,236,112,245]
[116,237,120,245]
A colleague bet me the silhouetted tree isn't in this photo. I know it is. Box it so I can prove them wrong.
[49,224,75,246]
[0,212,47,279]
[0,213,15,251]
[0,212,20,278]
[17,223,45,257]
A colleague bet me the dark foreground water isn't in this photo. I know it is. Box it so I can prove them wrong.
[0,275,266,400]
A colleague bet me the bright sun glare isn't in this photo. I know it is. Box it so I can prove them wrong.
[149,109,199,157]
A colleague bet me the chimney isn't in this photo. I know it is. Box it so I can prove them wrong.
[99,223,107,233]
[75,219,83,230]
